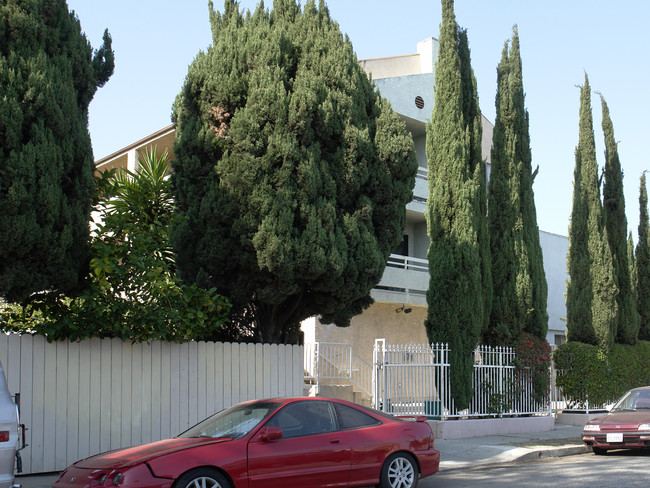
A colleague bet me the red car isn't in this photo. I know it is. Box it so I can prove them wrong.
[54,397,440,488]
[582,386,650,455]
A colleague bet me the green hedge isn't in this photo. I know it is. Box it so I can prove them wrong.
[554,341,650,406]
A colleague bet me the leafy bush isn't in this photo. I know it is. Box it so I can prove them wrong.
[554,341,650,406]
[0,149,231,343]
[515,332,552,404]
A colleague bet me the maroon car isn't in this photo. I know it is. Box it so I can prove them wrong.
[54,397,440,488]
[582,386,650,455]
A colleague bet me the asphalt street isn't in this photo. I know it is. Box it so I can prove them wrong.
[422,450,650,487]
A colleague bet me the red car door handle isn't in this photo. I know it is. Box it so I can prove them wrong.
[330,439,341,444]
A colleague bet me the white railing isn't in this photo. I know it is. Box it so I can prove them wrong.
[386,253,429,272]
[304,342,372,398]
[373,340,551,419]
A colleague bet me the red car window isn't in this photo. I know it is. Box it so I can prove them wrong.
[266,401,335,438]
[333,403,381,430]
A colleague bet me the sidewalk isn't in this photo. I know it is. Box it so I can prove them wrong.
[13,425,589,486]
[14,473,59,488]
[436,423,589,471]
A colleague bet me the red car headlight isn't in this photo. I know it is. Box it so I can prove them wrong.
[99,470,127,487]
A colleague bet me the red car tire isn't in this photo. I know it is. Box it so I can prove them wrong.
[173,468,231,488]
[380,452,419,488]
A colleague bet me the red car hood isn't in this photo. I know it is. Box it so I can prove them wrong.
[74,438,230,469]
[589,410,650,428]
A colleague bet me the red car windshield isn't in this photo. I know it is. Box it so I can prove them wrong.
[610,390,650,412]
[178,401,281,439]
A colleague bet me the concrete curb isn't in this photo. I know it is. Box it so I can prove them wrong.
[439,444,590,471]
[516,445,591,462]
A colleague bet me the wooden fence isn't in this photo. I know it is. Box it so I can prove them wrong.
[0,334,303,474]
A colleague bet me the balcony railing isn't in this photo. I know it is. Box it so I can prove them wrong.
[386,254,428,272]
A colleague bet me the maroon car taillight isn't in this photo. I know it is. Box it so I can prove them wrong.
[0,431,9,442]
[428,434,434,450]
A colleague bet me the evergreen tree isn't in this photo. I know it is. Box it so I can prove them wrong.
[486,28,548,345]
[171,0,417,343]
[566,75,618,352]
[637,173,650,340]
[628,233,637,319]
[0,0,114,303]
[514,30,548,341]
[459,28,492,336]
[601,96,639,344]
[486,41,519,345]
[425,0,488,409]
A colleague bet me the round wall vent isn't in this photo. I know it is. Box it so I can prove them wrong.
[415,96,425,109]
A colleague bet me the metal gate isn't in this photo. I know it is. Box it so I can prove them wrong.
[373,339,551,419]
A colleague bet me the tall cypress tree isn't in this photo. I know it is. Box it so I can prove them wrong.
[486,40,519,345]
[425,0,488,409]
[628,233,637,322]
[514,30,548,341]
[0,0,114,303]
[459,29,492,336]
[486,28,547,346]
[636,173,650,340]
[566,75,618,352]
[601,96,639,344]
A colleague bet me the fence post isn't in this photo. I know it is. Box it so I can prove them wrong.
[499,346,504,417]
[373,339,386,411]
[315,342,320,396]
[441,343,448,420]
[348,344,353,385]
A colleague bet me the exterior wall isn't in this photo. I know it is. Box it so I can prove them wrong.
[95,125,175,175]
[481,114,494,165]
[373,73,435,126]
[412,221,429,259]
[359,37,438,80]
[311,229,570,363]
[308,302,429,372]
[540,231,570,344]
[0,334,303,474]
[359,54,420,79]
[413,133,427,167]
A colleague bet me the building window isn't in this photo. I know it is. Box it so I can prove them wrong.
[393,235,409,256]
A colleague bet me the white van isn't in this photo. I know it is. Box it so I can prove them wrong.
[0,362,19,488]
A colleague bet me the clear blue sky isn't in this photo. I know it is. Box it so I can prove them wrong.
[66,0,650,240]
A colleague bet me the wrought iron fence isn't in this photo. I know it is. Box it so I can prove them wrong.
[373,340,551,419]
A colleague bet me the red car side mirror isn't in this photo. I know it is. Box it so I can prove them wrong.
[260,426,283,442]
